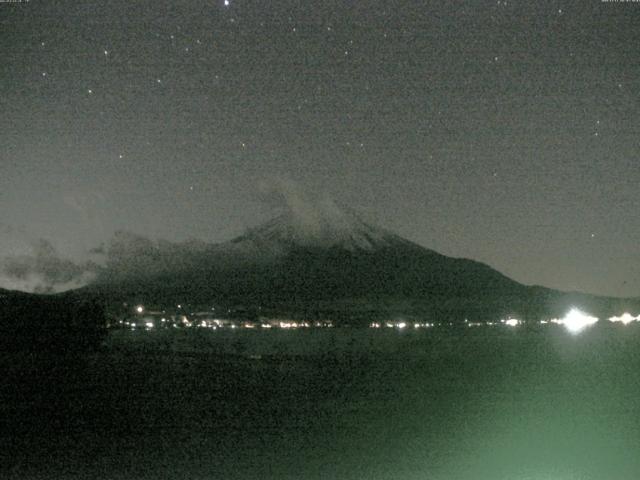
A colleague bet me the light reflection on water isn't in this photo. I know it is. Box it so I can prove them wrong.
[6,325,640,480]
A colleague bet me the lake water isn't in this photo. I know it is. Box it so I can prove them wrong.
[3,324,640,479]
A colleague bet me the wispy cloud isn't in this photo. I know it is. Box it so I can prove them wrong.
[256,176,351,236]
[0,239,99,293]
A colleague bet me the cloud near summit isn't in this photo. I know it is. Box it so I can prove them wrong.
[0,239,99,293]
[256,177,353,235]
[0,184,363,293]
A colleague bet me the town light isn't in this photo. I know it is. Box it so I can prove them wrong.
[136,305,144,314]
[609,313,639,325]
[560,308,598,334]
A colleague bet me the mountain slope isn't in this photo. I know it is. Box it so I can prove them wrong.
[89,206,640,322]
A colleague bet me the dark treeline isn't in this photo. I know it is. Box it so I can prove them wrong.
[0,290,107,354]
[0,291,108,445]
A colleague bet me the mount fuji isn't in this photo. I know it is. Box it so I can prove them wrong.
[87,202,639,323]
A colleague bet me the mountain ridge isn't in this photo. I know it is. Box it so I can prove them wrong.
[83,206,640,322]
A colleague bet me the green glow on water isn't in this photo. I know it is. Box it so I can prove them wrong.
[7,326,640,479]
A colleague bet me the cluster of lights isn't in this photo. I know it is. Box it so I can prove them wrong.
[121,319,156,331]
[370,322,435,329]
[549,308,599,334]
[465,320,485,327]
[382,321,406,329]
[502,318,521,327]
[277,321,335,329]
[415,322,436,328]
[499,309,604,334]
[609,313,640,325]
[126,305,640,334]
[125,307,335,330]
[279,321,308,329]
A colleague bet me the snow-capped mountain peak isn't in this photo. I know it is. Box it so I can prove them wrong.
[232,200,398,252]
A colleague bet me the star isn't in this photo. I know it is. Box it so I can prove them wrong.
[224,0,229,5]
[88,89,93,94]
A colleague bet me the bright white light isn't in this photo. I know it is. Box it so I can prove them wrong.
[145,322,154,329]
[224,0,229,5]
[560,308,598,333]
[136,305,144,314]
[504,318,519,327]
[396,322,406,329]
[609,313,639,325]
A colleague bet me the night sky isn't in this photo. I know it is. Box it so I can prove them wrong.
[1,0,639,297]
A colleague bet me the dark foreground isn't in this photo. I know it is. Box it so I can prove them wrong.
[3,325,640,480]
